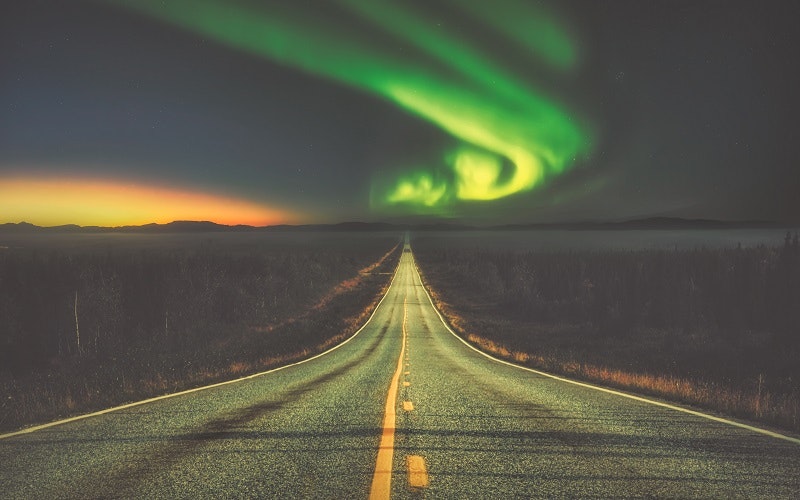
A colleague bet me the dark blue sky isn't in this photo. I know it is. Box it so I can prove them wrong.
[2,0,798,224]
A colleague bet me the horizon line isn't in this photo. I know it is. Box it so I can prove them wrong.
[1,217,796,233]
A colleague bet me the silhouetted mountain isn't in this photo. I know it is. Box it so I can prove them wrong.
[118,221,255,233]
[0,222,40,233]
[48,224,85,232]
[0,217,789,234]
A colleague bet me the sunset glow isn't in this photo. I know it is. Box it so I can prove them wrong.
[0,177,296,227]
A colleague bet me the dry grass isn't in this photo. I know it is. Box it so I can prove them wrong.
[313,244,399,310]
[1,242,401,433]
[228,361,251,375]
[468,327,799,430]
[250,243,399,335]
[418,263,800,432]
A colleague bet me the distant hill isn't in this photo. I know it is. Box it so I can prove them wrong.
[0,222,41,233]
[0,217,791,234]
[119,221,255,233]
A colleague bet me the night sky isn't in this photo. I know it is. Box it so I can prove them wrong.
[2,0,799,226]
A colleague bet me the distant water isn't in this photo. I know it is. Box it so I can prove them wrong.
[412,229,797,252]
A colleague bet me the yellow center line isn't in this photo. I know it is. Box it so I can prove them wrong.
[403,401,415,412]
[369,295,408,499]
[403,381,411,387]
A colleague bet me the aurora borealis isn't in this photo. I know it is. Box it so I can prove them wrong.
[105,0,589,214]
[1,1,799,225]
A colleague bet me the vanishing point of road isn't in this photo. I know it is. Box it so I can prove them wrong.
[2,241,800,498]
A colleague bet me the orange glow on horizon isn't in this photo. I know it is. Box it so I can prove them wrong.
[0,176,299,227]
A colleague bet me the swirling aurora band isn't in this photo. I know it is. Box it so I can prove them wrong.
[107,0,590,214]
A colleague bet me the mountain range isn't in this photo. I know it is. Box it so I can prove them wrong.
[0,217,792,234]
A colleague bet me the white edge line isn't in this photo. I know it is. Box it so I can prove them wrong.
[409,253,800,446]
[0,247,403,441]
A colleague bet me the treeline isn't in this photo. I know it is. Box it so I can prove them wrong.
[415,234,800,350]
[414,234,800,430]
[0,235,400,431]
[414,231,800,414]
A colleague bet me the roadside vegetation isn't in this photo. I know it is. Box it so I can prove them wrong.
[0,234,401,432]
[413,233,800,432]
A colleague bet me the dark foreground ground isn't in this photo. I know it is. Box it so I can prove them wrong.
[413,233,800,432]
[2,246,799,498]
[0,231,401,432]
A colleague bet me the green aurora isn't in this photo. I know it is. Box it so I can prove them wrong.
[106,0,591,216]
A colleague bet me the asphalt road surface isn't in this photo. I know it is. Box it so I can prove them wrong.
[2,243,800,498]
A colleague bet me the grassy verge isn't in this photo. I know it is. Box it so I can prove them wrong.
[0,237,401,433]
[413,241,800,433]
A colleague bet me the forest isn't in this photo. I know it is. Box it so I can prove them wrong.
[413,232,800,431]
[0,233,400,432]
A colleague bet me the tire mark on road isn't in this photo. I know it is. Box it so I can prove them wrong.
[85,318,395,497]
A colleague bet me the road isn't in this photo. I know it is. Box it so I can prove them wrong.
[2,242,800,498]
